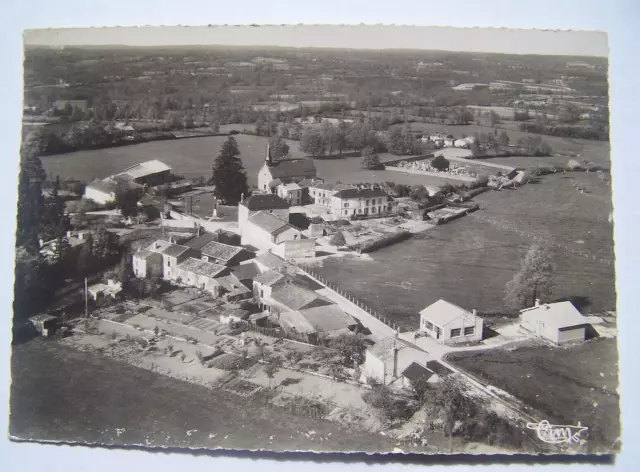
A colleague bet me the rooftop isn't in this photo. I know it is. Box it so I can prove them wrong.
[254,270,286,287]
[271,282,333,311]
[248,211,293,235]
[368,336,407,361]
[29,314,57,323]
[241,194,290,211]
[265,158,317,180]
[200,240,244,262]
[521,301,589,329]
[419,299,477,328]
[120,160,172,180]
[401,362,435,383]
[160,244,192,258]
[87,179,117,195]
[133,250,163,261]
[297,304,356,333]
[333,186,389,200]
[255,252,287,271]
[184,233,219,251]
[177,257,227,278]
[281,182,301,191]
[231,262,261,281]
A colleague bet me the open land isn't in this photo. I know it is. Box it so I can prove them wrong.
[41,134,460,188]
[311,172,615,329]
[10,339,408,452]
[446,338,620,450]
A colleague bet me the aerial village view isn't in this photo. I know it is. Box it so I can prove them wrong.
[10,29,618,457]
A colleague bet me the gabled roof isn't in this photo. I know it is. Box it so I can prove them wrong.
[121,160,171,179]
[297,304,356,333]
[271,282,333,311]
[333,187,388,199]
[184,233,219,251]
[281,182,301,191]
[368,336,407,361]
[177,257,227,278]
[133,250,163,261]
[254,270,285,287]
[402,362,435,383]
[419,299,477,327]
[248,211,294,235]
[255,252,287,271]
[231,262,261,281]
[160,244,191,258]
[200,240,244,262]
[265,159,317,179]
[520,301,589,329]
[241,194,290,211]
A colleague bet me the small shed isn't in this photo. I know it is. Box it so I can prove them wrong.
[29,314,58,337]
[520,300,590,345]
[400,362,437,390]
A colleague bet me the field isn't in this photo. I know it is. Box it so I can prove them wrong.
[409,122,611,167]
[446,338,620,452]
[312,172,615,329]
[10,339,403,453]
[41,134,461,188]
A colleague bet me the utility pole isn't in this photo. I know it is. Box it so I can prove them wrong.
[84,277,89,318]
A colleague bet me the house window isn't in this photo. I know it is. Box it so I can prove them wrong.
[464,326,475,336]
[344,202,349,207]
[450,328,462,337]
[379,206,382,213]
[379,198,382,204]
[260,289,264,298]
[372,207,376,213]
[294,234,298,240]
[425,320,434,330]
[366,199,369,206]
[167,260,171,267]
[344,210,348,215]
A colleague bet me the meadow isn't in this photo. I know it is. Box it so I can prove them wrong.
[312,172,615,329]
[41,134,460,187]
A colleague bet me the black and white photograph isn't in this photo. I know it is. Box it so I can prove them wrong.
[10,24,619,458]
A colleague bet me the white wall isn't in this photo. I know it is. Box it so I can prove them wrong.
[84,187,114,205]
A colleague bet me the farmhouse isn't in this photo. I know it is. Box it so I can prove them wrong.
[419,299,484,345]
[362,336,432,386]
[174,257,228,295]
[242,211,315,259]
[237,193,290,236]
[276,182,303,206]
[257,144,317,192]
[132,250,163,278]
[144,240,199,281]
[330,185,391,218]
[520,300,590,345]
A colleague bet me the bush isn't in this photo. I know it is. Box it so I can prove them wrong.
[431,155,450,171]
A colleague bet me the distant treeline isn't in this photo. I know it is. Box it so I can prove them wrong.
[518,122,609,141]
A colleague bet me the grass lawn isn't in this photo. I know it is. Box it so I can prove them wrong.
[10,339,407,453]
[312,172,615,329]
[446,338,620,452]
[41,133,461,188]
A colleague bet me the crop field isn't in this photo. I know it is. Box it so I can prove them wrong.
[312,172,615,329]
[447,338,620,452]
[41,134,460,188]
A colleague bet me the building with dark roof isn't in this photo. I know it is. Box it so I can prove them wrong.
[238,193,291,237]
[132,249,164,278]
[258,144,317,192]
[363,336,432,386]
[200,240,250,266]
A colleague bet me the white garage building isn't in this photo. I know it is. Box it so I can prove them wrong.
[520,300,590,345]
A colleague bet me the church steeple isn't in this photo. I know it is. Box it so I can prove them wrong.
[265,143,272,165]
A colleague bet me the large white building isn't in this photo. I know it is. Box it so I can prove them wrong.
[237,193,291,236]
[520,300,590,345]
[242,211,315,259]
[307,182,391,219]
[418,299,484,345]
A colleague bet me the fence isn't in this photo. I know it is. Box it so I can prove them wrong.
[297,264,405,333]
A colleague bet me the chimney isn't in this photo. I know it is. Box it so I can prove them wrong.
[241,193,245,203]
[535,299,540,307]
